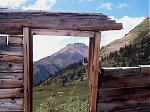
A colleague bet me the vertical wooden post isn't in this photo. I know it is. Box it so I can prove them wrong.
[23,27,32,112]
[88,32,101,112]
[88,37,94,111]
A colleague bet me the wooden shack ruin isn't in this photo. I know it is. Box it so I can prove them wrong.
[0,9,149,112]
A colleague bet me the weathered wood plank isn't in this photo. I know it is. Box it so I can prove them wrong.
[97,97,150,112]
[0,54,23,62]
[101,75,150,89]
[0,62,23,73]
[102,67,140,77]
[0,98,23,111]
[23,27,32,112]
[114,105,150,112]
[101,86,150,98]
[88,37,94,111]
[0,9,122,34]
[139,65,150,74]
[90,32,101,112]
[0,36,7,46]
[8,35,23,45]
[97,66,150,112]
[0,73,23,80]
[32,29,95,37]
[0,45,23,56]
[0,88,23,98]
[0,79,23,88]
[98,91,150,103]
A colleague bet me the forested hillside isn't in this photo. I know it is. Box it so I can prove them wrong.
[101,17,150,67]
[41,58,88,86]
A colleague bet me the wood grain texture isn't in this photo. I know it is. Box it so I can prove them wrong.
[0,88,23,98]
[0,79,23,88]
[98,91,150,103]
[0,45,23,56]
[0,73,23,80]
[32,29,95,37]
[101,74,150,89]
[23,27,32,112]
[0,9,122,34]
[0,98,23,111]
[139,65,150,74]
[8,35,23,45]
[102,67,140,76]
[97,97,150,112]
[90,32,101,112]
[88,37,94,111]
[97,67,150,112]
[0,62,23,73]
[0,55,23,62]
[101,86,150,98]
[113,105,150,112]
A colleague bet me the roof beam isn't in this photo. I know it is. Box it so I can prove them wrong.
[0,9,123,35]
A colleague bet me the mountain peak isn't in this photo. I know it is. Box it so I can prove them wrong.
[33,42,88,86]
[66,42,87,47]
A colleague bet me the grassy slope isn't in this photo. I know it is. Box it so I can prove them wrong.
[33,62,88,112]
[33,81,88,111]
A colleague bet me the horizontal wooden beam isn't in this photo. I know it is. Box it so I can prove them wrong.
[8,35,23,45]
[101,86,150,98]
[0,98,23,111]
[0,45,23,56]
[0,9,122,34]
[31,29,95,37]
[0,79,23,88]
[97,98,150,112]
[102,67,141,76]
[0,73,23,80]
[0,62,23,73]
[0,88,23,98]
[0,55,23,62]
[139,65,150,74]
[101,75,150,89]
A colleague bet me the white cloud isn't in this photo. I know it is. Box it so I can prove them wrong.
[100,3,112,10]
[116,2,129,8]
[79,0,94,3]
[23,0,56,10]
[33,35,69,61]
[0,0,28,8]
[33,35,89,61]
[101,16,145,46]
[74,38,89,47]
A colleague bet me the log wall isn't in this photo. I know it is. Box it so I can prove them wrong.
[97,66,150,112]
[0,35,23,112]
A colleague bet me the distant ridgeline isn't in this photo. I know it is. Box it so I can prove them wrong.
[101,17,150,67]
[41,58,88,86]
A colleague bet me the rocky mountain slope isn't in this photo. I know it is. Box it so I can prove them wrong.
[101,17,149,57]
[33,43,88,86]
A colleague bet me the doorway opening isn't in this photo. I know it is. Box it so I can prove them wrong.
[32,35,89,112]
[23,28,101,112]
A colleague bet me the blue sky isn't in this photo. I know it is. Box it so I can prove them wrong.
[52,0,149,18]
[0,0,149,61]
